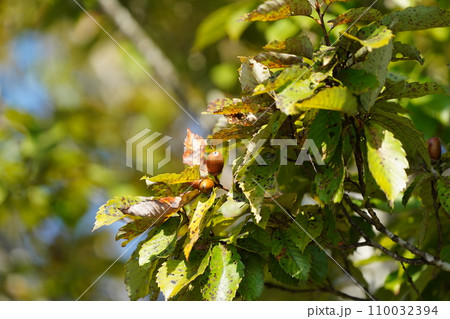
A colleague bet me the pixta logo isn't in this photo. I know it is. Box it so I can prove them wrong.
[126,129,172,175]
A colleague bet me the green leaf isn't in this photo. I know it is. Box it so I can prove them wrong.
[116,218,154,247]
[437,176,450,214]
[139,217,179,266]
[381,6,450,33]
[378,81,450,101]
[295,86,358,115]
[402,173,432,207]
[242,0,312,22]
[271,229,311,281]
[307,110,342,161]
[343,24,394,51]
[125,247,160,300]
[263,35,313,59]
[236,223,271,258]
[93,196,140,231]
[308,245,328,284]
[142,166,200,185]
[328,7,382,28]
[392,41,424,64]
[234,111,285,178]
[371,107,431,168]
[268,255,300,286]
[315,141,345,204]
[202,244,244,301]
[239,150,279,223]
[156,249,211,300]
[184,191,216,260]
[238,253,265,300]
[335,69,379,94]
[287,212,323,252]
[275,79,316,114]
[364,121,409,206]
[359,39,393,111]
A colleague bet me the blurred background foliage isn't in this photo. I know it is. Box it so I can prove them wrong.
[0,0,448,300]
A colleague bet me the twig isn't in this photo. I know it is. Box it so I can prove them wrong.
[400,262,423,301]
[340,202,427,265]
[343,195,450,271]
[340,241,371,250]
[315,1,331,46]
[349,118,366,196]
[430,180,443,257]
[264,282,370,301]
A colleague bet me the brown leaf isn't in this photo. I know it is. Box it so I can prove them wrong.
[183,129,208,176]
[122,197,182,221]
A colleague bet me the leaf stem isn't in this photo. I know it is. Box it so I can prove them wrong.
[315,1,331,46]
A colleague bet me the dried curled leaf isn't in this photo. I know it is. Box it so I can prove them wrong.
[183,129,207,176]
[123,197,181,220]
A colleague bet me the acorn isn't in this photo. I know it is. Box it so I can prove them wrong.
[206,151,224,176]
[199,179,215,193]
[427,137,441,161]
[189,179,203,190]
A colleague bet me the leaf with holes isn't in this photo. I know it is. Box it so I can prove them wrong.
[328,7,382,27]
[272,229,311,281]
[156,249,211,300]
[364,121,409,206]
[242,0,312,22]
[93,196,140,231]
[391,42,424,64]
[315,142,344,204]
[307,110,342,161]
[381,6,450,33]
[184,191,216,260]
[139,217,180,266]
[239,150,279,223]
[437,176,450,214]
[201,244,244,301]
[296,87,358,115]
[343,24,394,51]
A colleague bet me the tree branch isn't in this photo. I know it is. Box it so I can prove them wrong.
[340,202,427,266]
[400,262,423,301]
[315,1,331,46]
[264,282,370,301]
[431,180,443,257]
[343,195,450,271]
